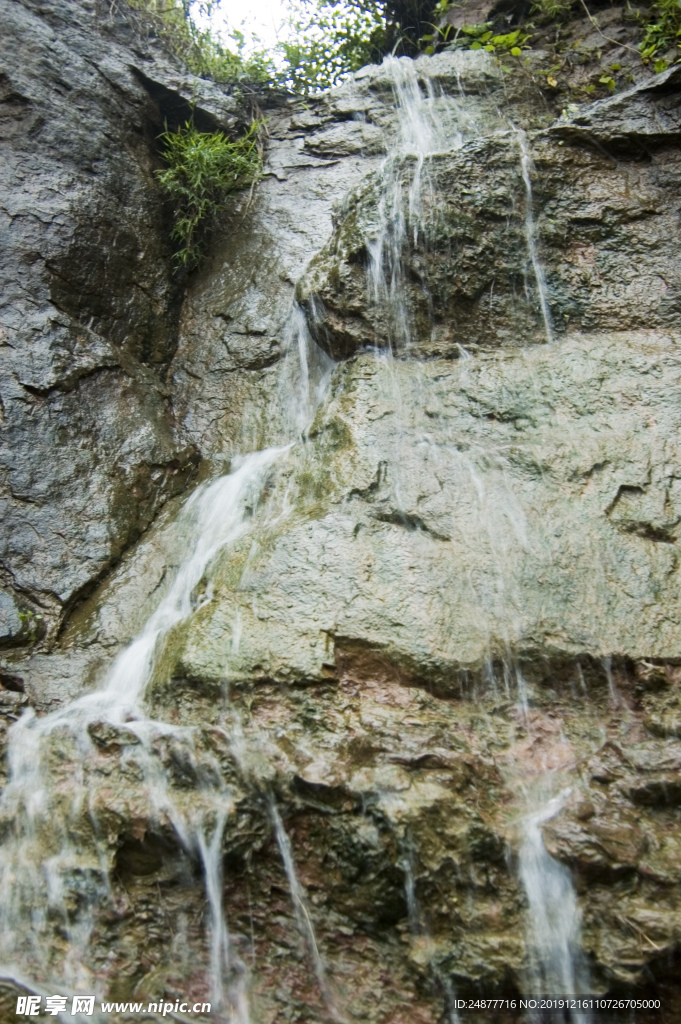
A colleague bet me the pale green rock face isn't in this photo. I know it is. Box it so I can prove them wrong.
[157,331,681,694]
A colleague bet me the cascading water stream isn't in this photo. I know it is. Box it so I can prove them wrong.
[0,52,599,1022]
[0,309,335,1019]
[519,793,592,1022]
[367,57,455,356]
[399,837,460,1024]
[515,128,555,345]
[267,798,343,1021]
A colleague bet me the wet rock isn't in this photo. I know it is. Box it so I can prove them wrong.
[626,776,681,807]
[157,336,681,693]
[88,721,141,751]
[0,589,38,648]
[0,0,213,648]
[0,688,28,719]
[4,28,681,1020]
[543,808,648,879]
[169,52,547,461]
[0,592,22,646]
[298,132,681,358]
[644,688,681,738]
[551,64,681,149]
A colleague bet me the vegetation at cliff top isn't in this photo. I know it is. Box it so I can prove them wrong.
[128,0,680,97]
[141,0,678,265]
[126,0,387,93]
[156,120,262,268]
[638,0,681,64]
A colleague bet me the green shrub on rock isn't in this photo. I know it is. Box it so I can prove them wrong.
[639,0,681,67]
[156,121,262,268]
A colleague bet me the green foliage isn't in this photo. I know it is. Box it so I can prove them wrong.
[419,0,455,51]
[126,0,277,86]
[126,0,681,99]
[156,121,262,267]
[419,0,530,53]
[530,0,573,21]
[443,21,531,55]
[639,0,681,63]
[127,0,389,93]
[280,0,387,93]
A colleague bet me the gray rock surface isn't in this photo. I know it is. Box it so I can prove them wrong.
[157,331,681,692]
[551,63,681,147]
[169,51,551,461]
[298,112,681,358]
[0,0,241,649]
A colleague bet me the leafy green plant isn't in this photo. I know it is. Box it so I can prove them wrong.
[127,0,389,93]
[530,0,573,21]
[126,0,681,101]
[156,121,262,267]
[444,21,531,55]
[125,0,277,87]
[419,0,455,52]
[419,0,531,53]
[639,0,681,64]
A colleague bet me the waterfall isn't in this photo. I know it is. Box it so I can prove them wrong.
[519,794,591,1022]
[367,57,455,355]
[400,837,461,1024]
[0,314,334,1017]
[515,128,555,345]
[268,798,342,1021]
[0,50,601,1022]
[361,58,590,1018]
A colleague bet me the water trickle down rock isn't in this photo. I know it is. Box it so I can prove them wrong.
[2,16,681,1024]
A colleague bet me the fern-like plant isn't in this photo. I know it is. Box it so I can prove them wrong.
[157,121,262,268]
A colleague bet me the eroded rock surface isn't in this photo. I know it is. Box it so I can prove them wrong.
[2,10,681,1022]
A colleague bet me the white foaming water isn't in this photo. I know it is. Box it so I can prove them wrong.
[3,442,289,831]
[197,811,249,1023]
[0,446,285,1018]
[280,303,335,437]
[519,793,591,1021]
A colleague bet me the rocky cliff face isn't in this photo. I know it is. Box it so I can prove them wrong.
[0,0,245,666]
[2,3,681,1023]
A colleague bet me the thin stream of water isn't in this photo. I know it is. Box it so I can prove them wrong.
[369,61,589,1018]
[268,798,346,1021]
[515,128,555,344]
[519,793,592,1022]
